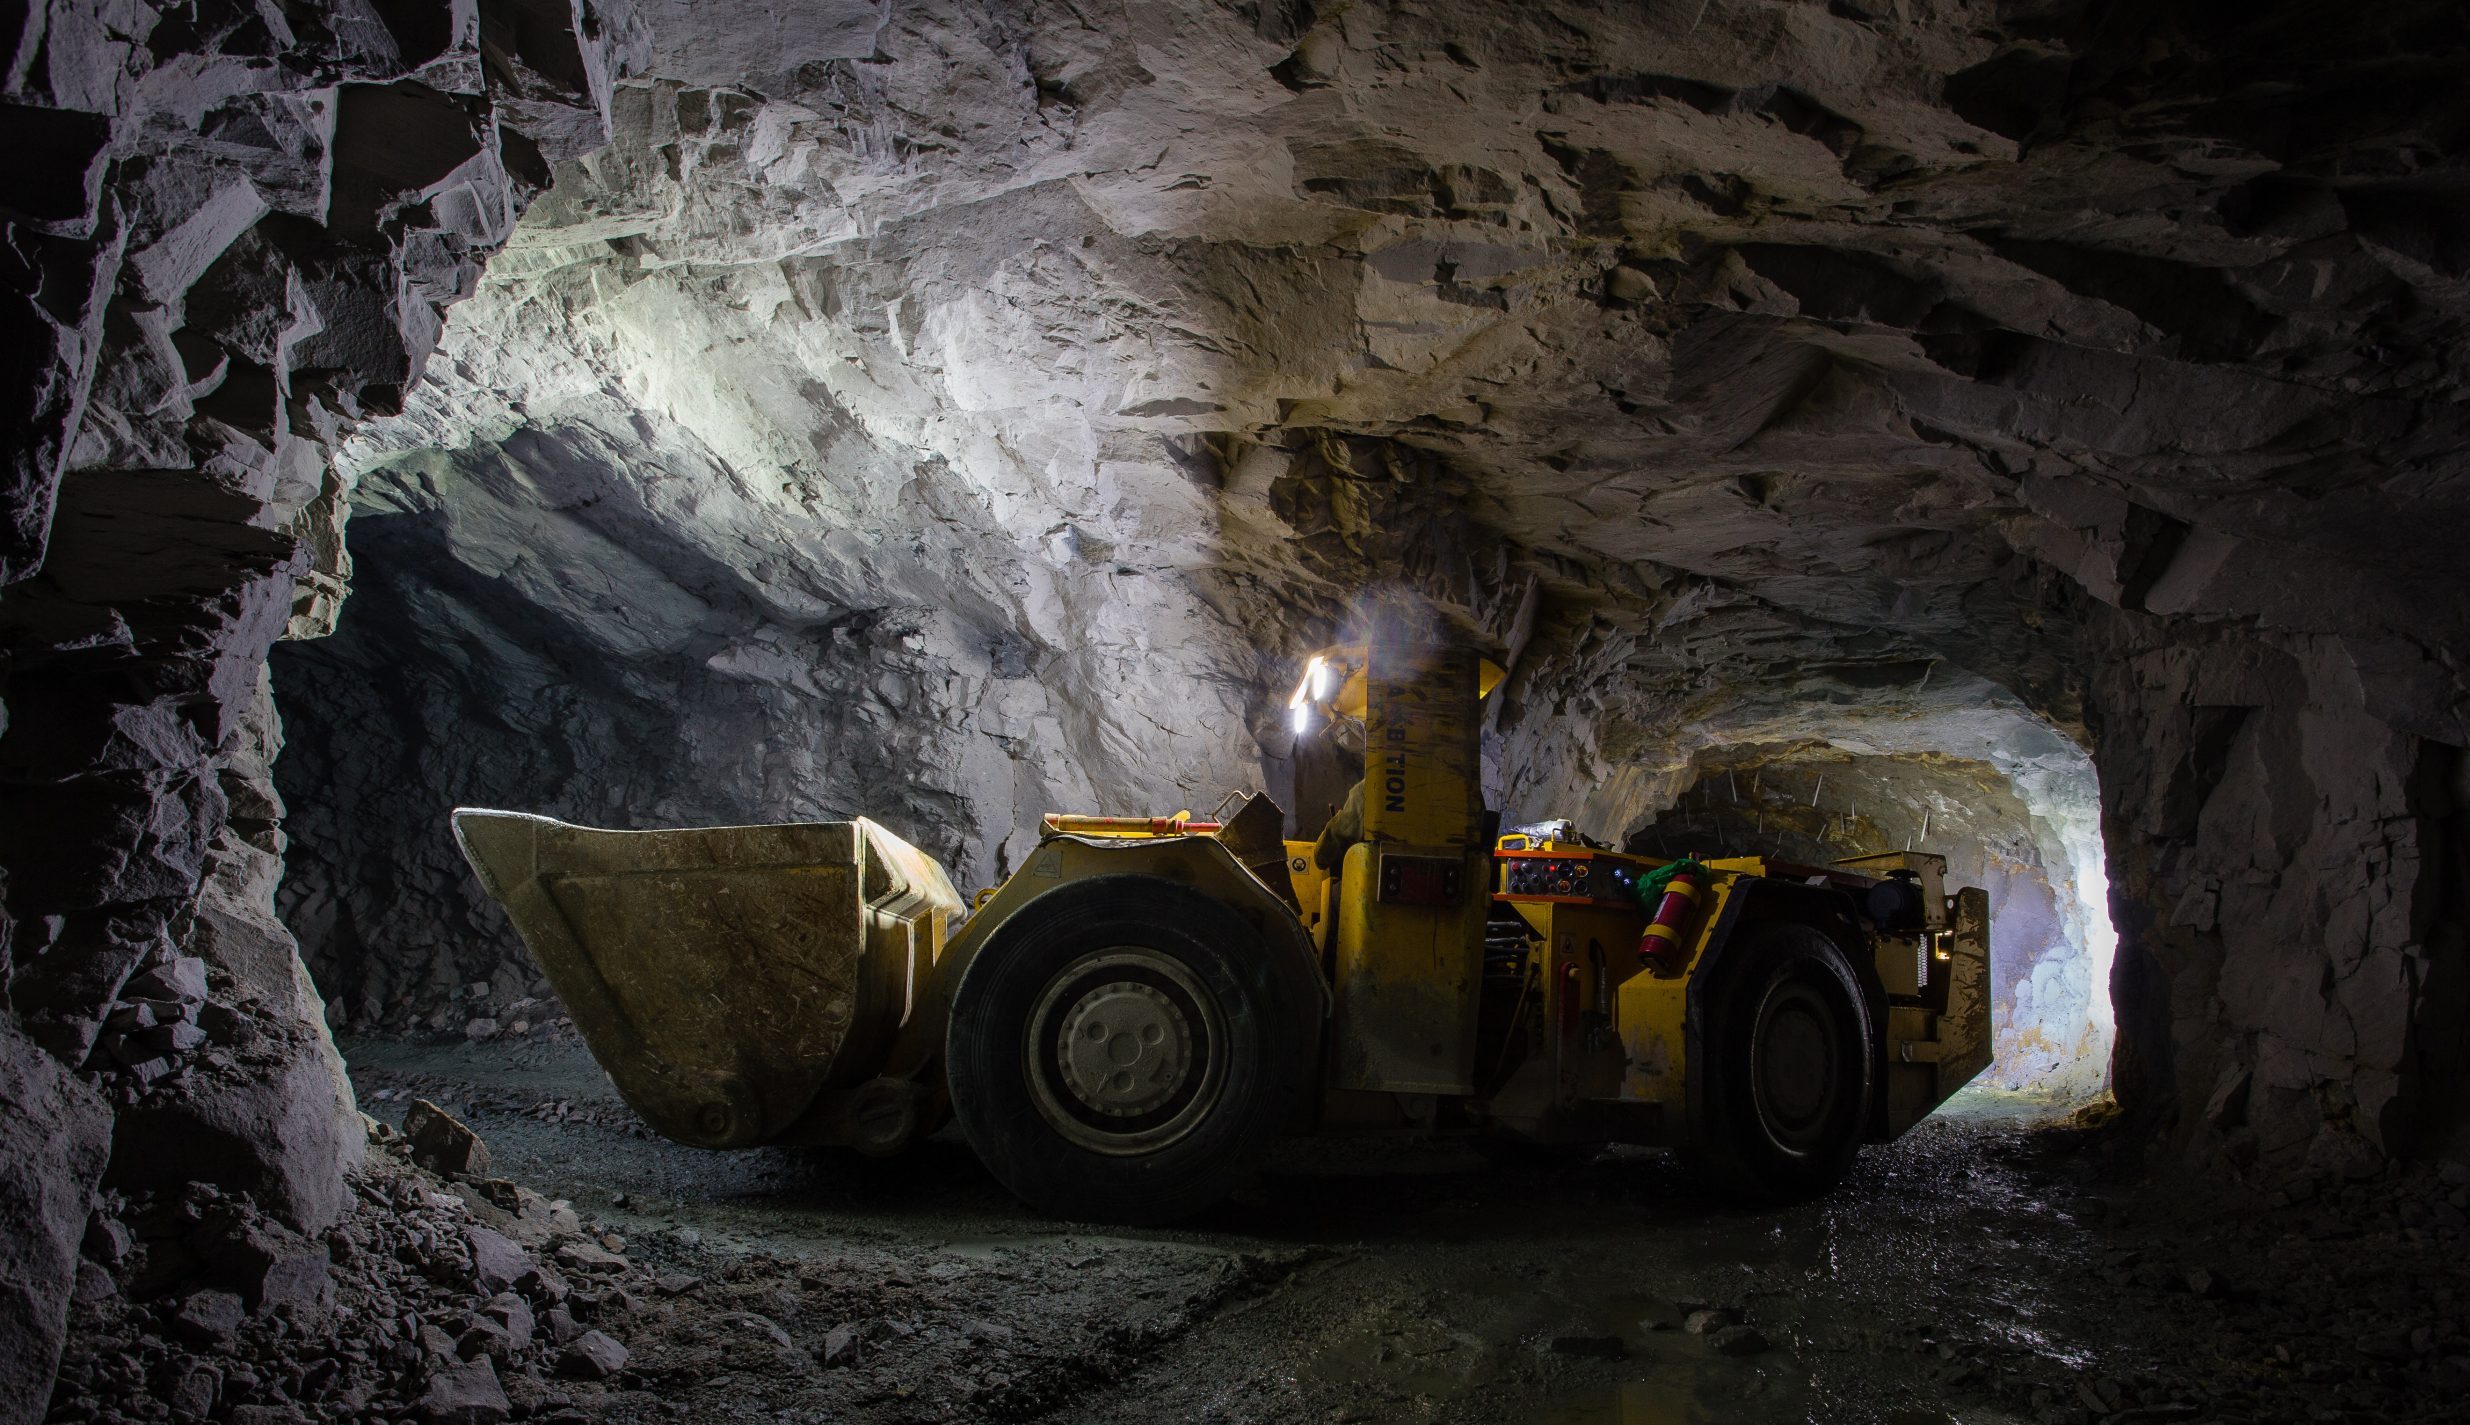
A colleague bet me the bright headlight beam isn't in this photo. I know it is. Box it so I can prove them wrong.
[1289,654,1326,710]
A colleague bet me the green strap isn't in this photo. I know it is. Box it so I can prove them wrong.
[1635,858,1707,909]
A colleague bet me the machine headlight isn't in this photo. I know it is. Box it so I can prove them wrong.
[1290,654,1326,711]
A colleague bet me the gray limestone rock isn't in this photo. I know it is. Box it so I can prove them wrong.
[420,1356,513,1425]
[463,1225,531,1294]
[124,958,208,1005]
[0,1021,113,1425]
[3,28,2468,1425]
[819,1321,859,1366]
[168,1289,245,1346]
[105,1041,364,1234]
[0,4,642,1407]
[406,1100,493,1179]
[264,0,2470,1187]
[195,1213,334,1320]
[557,1328,629,1380]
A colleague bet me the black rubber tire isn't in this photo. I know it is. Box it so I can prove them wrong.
[1689,920,1873,1202]
[944,875,1312,1224]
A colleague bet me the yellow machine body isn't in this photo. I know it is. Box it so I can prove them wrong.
[1330,641,1489,1095]
[1479,843,1990,1146]
[453,632,1993,1174]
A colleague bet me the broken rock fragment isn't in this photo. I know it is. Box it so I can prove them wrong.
[463,1224,530,1292]
[458,1292,535,1360]
[198,1213,334,1319]
[553,1239,626,1274]
[820,1323,860,1366]
[166,1363,219,1420]
[558,1329,629,1380]
[515,1261,569,1302]
[123,957,208,1004]
[168,1289,245,1344]
[421,1355,513,1425]
[405,1100,491,1178]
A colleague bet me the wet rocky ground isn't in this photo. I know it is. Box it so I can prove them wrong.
[46,1031,2470,1424]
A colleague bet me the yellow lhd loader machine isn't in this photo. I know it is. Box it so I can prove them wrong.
[452,637,1991,1223]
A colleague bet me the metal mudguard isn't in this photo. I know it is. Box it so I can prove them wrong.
[930,833,1329,1100]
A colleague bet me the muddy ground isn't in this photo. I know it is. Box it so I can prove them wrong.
[313,1033,2470,1425]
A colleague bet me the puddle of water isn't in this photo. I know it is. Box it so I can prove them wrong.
[1537,1381,1695,1425]
[1536,1369,1812,1425]
[1582,1289,1686,1337]
[1299,1268,1529,1403]
[1305,1327,1502,1406]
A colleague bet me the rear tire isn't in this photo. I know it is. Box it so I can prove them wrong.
[945,876,1311,1224]
[1690,920,1873,1202]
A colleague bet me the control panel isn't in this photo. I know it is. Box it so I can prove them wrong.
[1494,846,1652,906]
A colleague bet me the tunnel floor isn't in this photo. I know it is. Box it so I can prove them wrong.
[310,1038,2470,1425]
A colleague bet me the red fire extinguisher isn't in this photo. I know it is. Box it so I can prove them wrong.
[1636,859,1707,968]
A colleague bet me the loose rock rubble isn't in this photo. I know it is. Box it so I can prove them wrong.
[1958,1157,2470,1425]
[46,1107,633,1425]
[46,1061,1323,1425]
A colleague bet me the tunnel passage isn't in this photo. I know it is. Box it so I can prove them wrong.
[262,0,2470,1170]
[11,2,2470,1423]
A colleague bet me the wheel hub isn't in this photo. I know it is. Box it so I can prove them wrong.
[1024,948,1225,1156]
[1055,980,1195,1118]
[1752,980,1842,1152]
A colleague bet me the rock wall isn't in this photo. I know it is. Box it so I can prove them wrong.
[2091,608,2470,1177]
[272,385,1270,1030]
[0,3,642,1414]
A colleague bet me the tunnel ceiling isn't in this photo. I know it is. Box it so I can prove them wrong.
[264,0,2470,1175]
[296,0,2467,813]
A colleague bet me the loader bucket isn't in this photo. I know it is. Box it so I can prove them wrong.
[450,809,964,1150]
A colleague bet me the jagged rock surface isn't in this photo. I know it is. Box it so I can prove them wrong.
[0,3,643,1416]
[271,0,2470,1185]
[50,1111,646,1425]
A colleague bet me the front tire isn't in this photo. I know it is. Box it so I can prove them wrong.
[1690,920,1873,1201]
[945,876,1311,1224]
